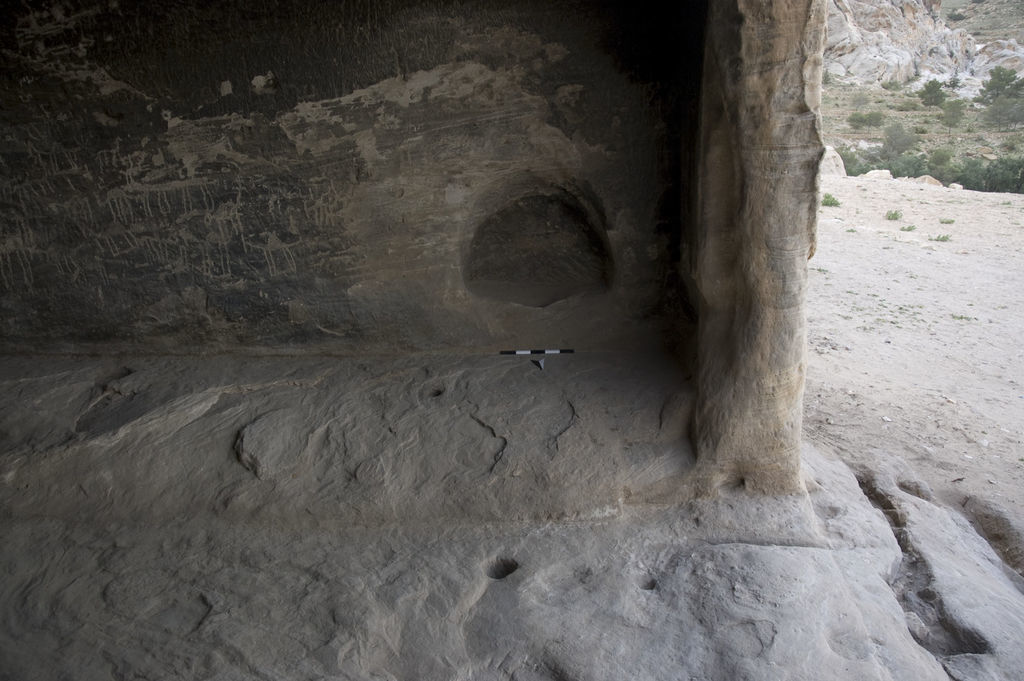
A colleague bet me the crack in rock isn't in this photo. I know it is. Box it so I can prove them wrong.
[960,496,1024,586]
[551,398,578,453]
[857,476,991,661]
[468,413,508,473]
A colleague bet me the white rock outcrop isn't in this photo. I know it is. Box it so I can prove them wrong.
[975,39,1024,75]
[820,146,848,176]
[825,0,1024,87]
[825,0,975,82]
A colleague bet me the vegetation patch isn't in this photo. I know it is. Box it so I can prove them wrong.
[848,111,885,129]
[824,68,1024,194]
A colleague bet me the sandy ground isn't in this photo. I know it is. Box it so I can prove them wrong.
[808,173,1024,558]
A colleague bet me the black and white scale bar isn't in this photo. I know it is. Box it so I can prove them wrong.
[498,349,574,371]
[499,349,575,355]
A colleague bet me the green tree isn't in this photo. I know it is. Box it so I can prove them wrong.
[939,98,966,134]
[882,124,919,159]
[983,95,1024,131]
[977,66,1022,104]
[918,79,947,107]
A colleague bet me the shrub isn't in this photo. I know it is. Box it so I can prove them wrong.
[930,165,959,185]
[848,111,885,129]
[940,99,966,132]
[900,225,917,231]
[836,146,874,176]
[930,234,952,242]
[955,158,987,190]
[882,124,919,159]
[930,148,953,167]
[882,80,903,91]
[886,209,903,220]
[984,156,1024,193]
[887,153,927,178]
[928,148,958,184]
[948,11,967,21]
[895,99,922,112]
[940,218,955,224]
[821,193,841,207]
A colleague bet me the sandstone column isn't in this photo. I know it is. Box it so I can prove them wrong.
[690,0,826,494]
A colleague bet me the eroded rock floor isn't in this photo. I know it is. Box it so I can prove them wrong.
[1,355,1022,680]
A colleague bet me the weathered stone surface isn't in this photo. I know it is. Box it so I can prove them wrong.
[975,39,1024,77]
[13,4,1023,681]
[823,0,1024,94]
[0,0,831,498]
[234,408,307,480]
[0,353,693,524]
[857,463,1024,680]
[0,1,701,356]
[825,0,976,82]
[689,0,825,495]
[0,364,1002,680]
[821,145,849,176]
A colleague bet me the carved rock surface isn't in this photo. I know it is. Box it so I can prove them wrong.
[689,0,825,494]
[0,354,693,524]
[0,1,702,356]
[0,0,831,496]
[234,409,307,480]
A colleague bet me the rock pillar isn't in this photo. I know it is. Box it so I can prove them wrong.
[691,0,827,494]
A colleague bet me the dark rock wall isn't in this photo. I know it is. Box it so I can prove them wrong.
[1,1,829,493]
[0,1,705,354]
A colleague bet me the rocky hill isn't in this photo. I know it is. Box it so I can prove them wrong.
[944,0,1024,43]
[825,0,1024,86]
